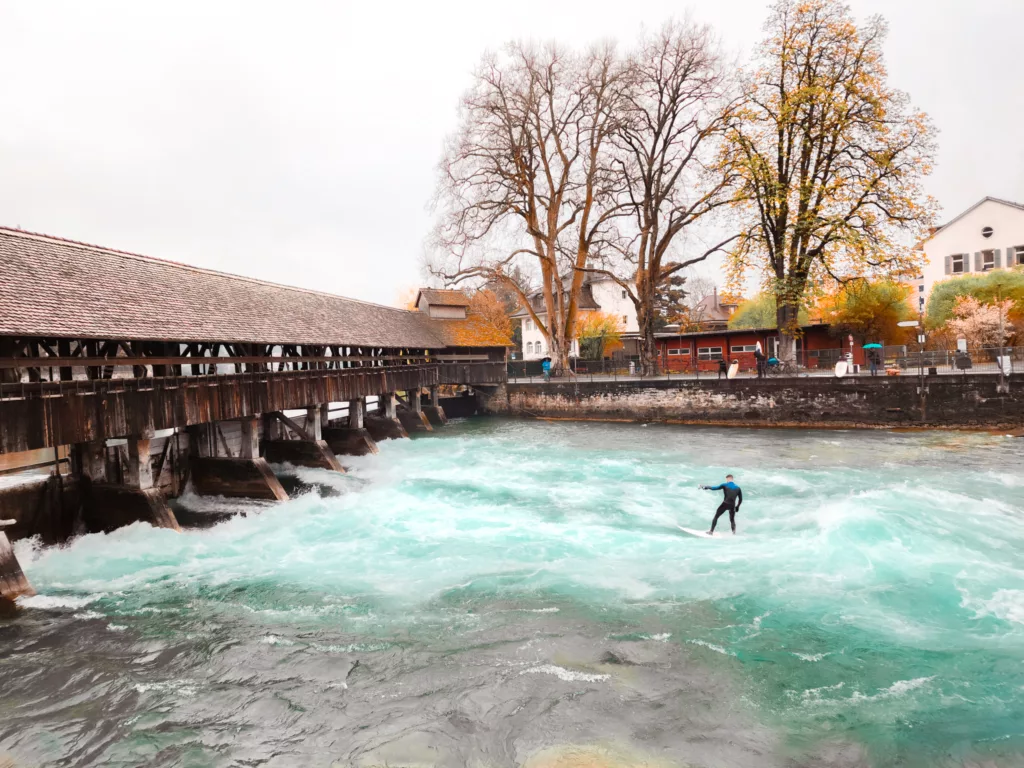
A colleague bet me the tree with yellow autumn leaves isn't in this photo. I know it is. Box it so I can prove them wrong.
[575,312,624,361]
[725,0,937,362]
[816,279,915,345]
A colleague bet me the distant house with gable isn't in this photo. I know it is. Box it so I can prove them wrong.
[916,196,1024,312]
[690,289,741,331]
[510,276,640,360]
[414,288,512,362]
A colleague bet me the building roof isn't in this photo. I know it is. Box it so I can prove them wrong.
[415,288,471,308]
[0,227,445,348]
[921,196,1024,245]
[427,313,514,348]
[693,289,741,325]
[510,284,601,318]
[655,323,828,339]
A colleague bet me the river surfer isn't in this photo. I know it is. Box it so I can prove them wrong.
[699,475,742,535]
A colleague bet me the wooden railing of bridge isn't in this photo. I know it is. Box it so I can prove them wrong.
[0,345,506,454]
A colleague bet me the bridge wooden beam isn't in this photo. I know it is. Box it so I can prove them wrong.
[0,361,502,454]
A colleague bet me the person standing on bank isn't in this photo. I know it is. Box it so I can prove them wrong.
[717,358,728,380]
[699,474,743,535]
[754,342,766,379]
[541,356,552,383]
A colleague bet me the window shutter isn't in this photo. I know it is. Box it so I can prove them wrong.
[994,248,1002,269]
[974,252,982,272]
[944,255,951,275]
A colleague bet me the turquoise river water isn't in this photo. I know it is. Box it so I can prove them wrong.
[2,419,1023,768]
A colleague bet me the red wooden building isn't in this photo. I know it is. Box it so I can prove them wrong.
[655,324,867,373]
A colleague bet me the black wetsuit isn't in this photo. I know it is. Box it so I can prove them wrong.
[705,481,742,534]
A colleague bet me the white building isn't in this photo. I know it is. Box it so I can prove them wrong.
[511,276,639,360]
[917,197,1024,313]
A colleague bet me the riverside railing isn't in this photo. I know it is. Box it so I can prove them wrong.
[507,347,1024,383]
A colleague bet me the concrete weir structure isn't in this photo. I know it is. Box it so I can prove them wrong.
[0,227,509,599]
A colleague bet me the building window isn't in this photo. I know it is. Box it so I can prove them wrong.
[919,296,925,309]
[526,342,533,354]
[918,284,924,292]
[697,346,723,361]
[621,290,627,299]
[982,226,993,238]
[1015,246,1024,266]
[982,250,995,271]
[951,254,965,273]
[667,348,690,356]
[622,315,628,324]
[730,344,757,353]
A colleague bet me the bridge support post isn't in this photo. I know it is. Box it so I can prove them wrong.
[397,389,432,433]
[323,398,378,456]
[126,437,154,490]
[306,406,323,441]
[83,433,181,534]
[73,441,108,482]
[239,416,260,459]
[365,393,408,441]
[350,398,364,430]
[189,418,289,501]
[0,523,34,602]
[262,410,344,472]
[422,386,448,426]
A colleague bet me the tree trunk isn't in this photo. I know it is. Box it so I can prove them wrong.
[548,332,571,376]
[776,302,801,363]
[637,304,658,375]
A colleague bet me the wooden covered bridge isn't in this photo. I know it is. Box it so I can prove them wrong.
[0,227,508,600]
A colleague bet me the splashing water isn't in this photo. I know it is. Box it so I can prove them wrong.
[2,420,1023,767]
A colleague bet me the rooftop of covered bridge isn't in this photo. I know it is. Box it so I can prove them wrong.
[0,226,509,349]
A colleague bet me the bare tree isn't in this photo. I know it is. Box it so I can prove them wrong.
[429,43,630,372]
[682,272,718,311]
[586,20,740,374]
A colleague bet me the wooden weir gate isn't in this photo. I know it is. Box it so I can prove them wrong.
[0,226,508,600]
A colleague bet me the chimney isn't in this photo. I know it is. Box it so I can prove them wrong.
[713,287,718,308]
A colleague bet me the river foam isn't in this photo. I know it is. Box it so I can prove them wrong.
[4,420,1024,767]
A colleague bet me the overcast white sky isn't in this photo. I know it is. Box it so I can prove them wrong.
[1,1,1021,306]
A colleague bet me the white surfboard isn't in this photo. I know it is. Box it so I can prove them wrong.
[677,526,715,539]
[834,360,848,378]
[726,360,740,379]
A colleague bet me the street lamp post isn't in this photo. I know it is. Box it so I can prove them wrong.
[898,319,924,420]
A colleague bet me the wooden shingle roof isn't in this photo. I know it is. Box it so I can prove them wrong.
[0,227,445,348]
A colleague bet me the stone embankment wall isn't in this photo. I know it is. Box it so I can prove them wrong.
[491,375,1024,430]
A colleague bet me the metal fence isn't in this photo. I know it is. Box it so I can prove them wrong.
[507,347,1024,383]
[893,347,1023,376]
